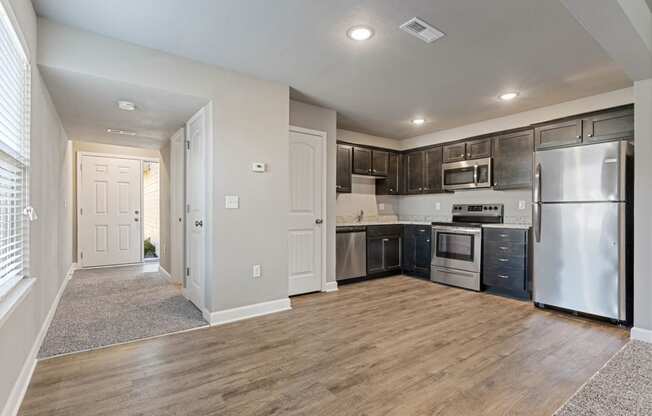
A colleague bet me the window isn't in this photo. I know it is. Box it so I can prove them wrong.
[0,2,30,300]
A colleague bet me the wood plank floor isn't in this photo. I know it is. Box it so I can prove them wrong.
[20,276,628,416]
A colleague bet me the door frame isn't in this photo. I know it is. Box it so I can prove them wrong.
[76,152,157,268]
[289,125,328,293]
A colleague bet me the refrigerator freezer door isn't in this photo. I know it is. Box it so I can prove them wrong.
[535,141,623,202]
[533,202,623,320]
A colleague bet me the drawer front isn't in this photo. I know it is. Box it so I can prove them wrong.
[484,253,524,271]
[483,228,526,244]
[366,224,403,238]
[484,241,526,258]
[483,265,526,292]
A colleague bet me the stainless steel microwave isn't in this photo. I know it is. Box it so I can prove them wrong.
[442,157,492,191]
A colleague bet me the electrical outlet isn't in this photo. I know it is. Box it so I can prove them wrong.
[379,203,385,210]
[518,200,527,210]
[435,202,441,211]
[253,264,261,278]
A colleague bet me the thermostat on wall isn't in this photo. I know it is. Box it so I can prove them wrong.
[252,162,266,172]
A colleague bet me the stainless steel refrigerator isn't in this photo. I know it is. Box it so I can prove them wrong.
[533,140,633,322]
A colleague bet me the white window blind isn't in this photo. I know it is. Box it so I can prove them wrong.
[0,2,30,300]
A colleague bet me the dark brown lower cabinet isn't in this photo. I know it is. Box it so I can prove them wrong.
[402,225,431,278]
[367,225,402,275]
[482,227,531,299]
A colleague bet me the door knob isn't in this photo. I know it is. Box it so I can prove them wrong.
[315,218,323,224]
[195,220,203,227]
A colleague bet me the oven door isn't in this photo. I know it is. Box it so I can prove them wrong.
[431,226,482,273]
[442,157,492,191]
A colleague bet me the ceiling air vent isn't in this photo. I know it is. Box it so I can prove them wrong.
[400,17,445,43]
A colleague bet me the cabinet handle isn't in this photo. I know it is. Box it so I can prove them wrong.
[389,188,394,192]
[498,274,509,279]
[498,258,509,262]
[336,185,342,189]
[382,238,389,242]
[588,133,593,137]
[576,135,581,139]
[499,234,508,238]
[426,240,430,243]
[499,246,508,250]
[418,187,423,191]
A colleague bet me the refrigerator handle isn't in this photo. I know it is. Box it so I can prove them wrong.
[533,163,542,242]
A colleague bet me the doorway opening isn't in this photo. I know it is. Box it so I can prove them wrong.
[143,160,160,262]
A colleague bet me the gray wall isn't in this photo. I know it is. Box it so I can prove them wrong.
[38,19,291,312]
[634,78,652,334]
[0,0,73,412]
[289,100,337,283]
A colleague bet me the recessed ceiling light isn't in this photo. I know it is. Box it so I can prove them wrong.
[499,92,519,101]
[412,118,426,126]
[117,100,136,111]
[106,128,137,136]
[347,26,374,41]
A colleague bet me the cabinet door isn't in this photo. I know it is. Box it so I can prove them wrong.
[405,151,424,194]
[443,143,467,163]
[466,138,492,159]
[423,147,443,193]
[583,109,634,143]
[534,119,582,150]
[383,237,401,271]
[414,227,431,273]
[367,238,384,274]
[371,150,389,176]
[353,147,372,175]
[336,144,352,193]
[402,226,416,272]
[377,152,400,195]
[493,130,533,190]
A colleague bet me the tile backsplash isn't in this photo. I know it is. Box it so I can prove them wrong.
[336,177,532,225]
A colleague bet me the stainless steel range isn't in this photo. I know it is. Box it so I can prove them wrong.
[431,204,503,291]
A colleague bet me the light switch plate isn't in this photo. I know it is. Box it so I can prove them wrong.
[379,203,385,210]
[253,264,261,278]
[225,195,239,209]
[518,200,527,210]
[435,202,441,211]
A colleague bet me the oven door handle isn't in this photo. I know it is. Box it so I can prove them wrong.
[473,164,478,185]
[433,226,482,234]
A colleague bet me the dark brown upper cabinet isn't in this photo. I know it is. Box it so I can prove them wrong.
[336,144,352,193]
[405,150,424,194]
[352,146,372,175]
[371,150,389,176]
[466,138,492,159]
[583,108,634,143]
[423,147,443,193]
[443,143,467,163]
[376,152,401,195]
[493,130,534,190]
[534,119,582,150]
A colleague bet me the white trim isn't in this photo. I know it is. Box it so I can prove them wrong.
[0,278,34,330]
[77,151,160,162]
[289,125,328,294]
[1,263,75,416]
[206,298,292,326]
[158,266,176,284]
[324,281,338,292]
[631,327,652,343]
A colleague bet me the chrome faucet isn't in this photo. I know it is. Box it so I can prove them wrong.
[356,210,364,222]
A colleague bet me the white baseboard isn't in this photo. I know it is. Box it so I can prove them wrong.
[324,281,338,292]
[158,266,175,283]
[206,298,292,326]
[1,263,75,416]
[631,327,652,343]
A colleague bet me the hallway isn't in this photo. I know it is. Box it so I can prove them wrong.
[38,264,207,358]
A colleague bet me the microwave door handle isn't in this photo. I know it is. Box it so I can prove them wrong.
[533,163,542,242]
[473,165,478,185]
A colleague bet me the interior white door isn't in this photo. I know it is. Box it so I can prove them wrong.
[184,108,206,310]
[288,129,324,295]
[78,155,142,267]
[170,128,185,283]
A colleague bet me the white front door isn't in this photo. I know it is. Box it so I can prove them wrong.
[78,155,142,267]
[184,108,207,310]
[288,128,325,295]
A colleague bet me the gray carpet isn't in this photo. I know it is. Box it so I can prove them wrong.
[555,341,652,416]
[39,263,207,358]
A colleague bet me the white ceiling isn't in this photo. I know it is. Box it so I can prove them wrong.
[40,67,207,148]
[33,0,632,139]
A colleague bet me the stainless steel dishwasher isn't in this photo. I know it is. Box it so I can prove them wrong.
[336,226,367,281]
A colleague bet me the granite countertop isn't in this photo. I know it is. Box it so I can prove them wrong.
[482,224,531,230]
